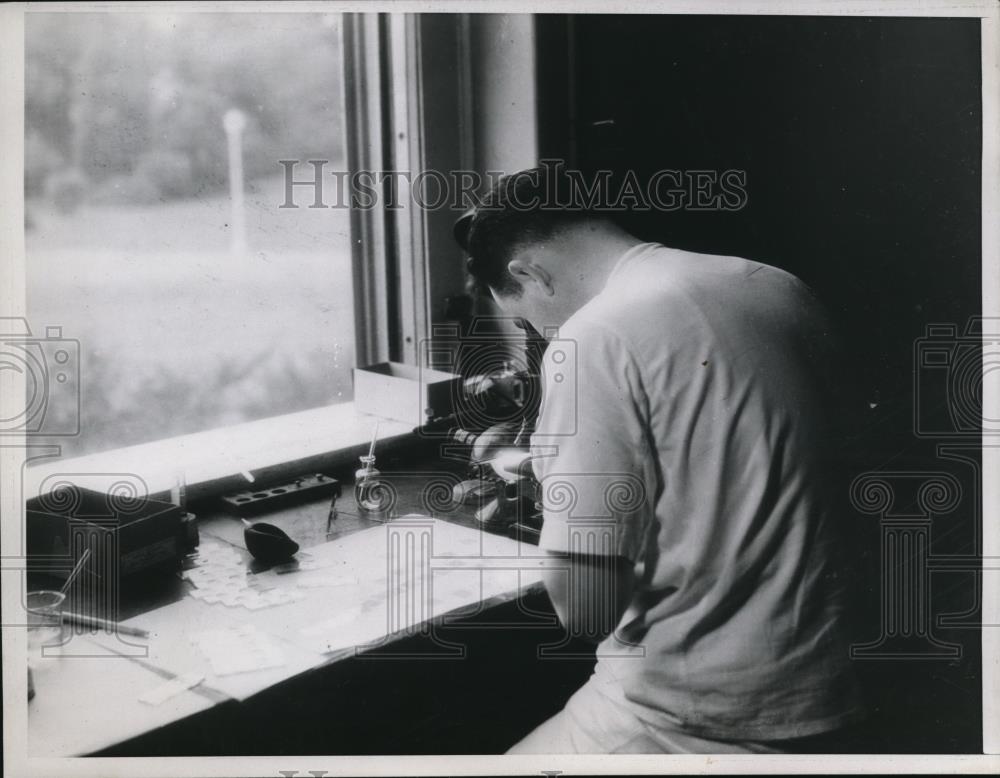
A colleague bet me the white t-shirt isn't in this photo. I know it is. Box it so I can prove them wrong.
[530,243,864,740]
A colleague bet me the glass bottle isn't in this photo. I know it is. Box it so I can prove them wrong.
[354,455,386,517]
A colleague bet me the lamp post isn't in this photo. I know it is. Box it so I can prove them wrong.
[223,108,247,256]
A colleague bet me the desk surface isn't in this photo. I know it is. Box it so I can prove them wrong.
[27,464,549,757]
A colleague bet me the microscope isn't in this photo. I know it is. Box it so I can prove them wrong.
[418,364,544,542]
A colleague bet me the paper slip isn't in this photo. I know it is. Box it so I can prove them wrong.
[300,606,364,637]
[187,583,304,610]
[270,554,323,574]
[138,672,205,706]
[297,606,390,654]
[182,540,307,610]
[294,572,359,589]
[191,624,286,676]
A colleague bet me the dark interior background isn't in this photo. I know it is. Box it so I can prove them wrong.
[534,14,983,753]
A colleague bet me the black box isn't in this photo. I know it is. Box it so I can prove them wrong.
[27,486,184,579]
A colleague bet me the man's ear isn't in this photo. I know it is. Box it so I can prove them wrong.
[507,257,554,297]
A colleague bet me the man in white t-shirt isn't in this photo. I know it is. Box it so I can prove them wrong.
[461,166,864,753]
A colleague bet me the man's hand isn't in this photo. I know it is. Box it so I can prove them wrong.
[542,551,635,644]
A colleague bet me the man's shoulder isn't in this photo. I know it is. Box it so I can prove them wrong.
[563,247,717,335]
[619,245,803,286]
[603,247,814,322]
[564,248,825,380]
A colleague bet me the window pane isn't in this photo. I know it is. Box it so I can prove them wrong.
[25,12,353,459]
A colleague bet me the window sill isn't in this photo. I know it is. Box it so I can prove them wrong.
[25,402,415,501]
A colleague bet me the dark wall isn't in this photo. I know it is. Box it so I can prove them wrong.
[540,14,981,425]
[536,15,983,753]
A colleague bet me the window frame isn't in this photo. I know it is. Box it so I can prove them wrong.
[25,11,437,498]
[344,12,431,367]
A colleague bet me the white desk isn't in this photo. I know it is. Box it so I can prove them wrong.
[28,517,547,756]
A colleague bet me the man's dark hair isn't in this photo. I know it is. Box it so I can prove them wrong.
[463,163,597,298]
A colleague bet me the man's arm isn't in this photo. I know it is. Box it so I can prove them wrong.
[531,320,651,642]
[542,551,635,644]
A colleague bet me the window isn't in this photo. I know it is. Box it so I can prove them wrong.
[25,11,354,459]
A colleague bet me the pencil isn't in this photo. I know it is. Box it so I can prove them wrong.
[62,611,149,638]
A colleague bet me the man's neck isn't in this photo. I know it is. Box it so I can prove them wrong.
[547,223,645,328]
[568,223,645,298]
